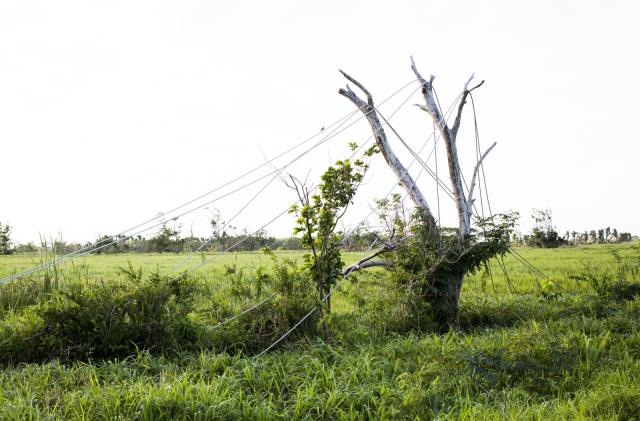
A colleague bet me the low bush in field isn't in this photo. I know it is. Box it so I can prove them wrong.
[203,257,320,353]
[1,266,201,364]
[39,276,199,361]
[1,257,322,364]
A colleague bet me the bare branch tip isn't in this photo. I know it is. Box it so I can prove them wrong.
[464,73,474,90]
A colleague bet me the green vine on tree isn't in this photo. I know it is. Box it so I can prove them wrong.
[374,194,518,329]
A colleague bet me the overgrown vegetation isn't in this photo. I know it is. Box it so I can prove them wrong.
[1,150,639,416]
[387,211,517,331]
[1,244,640,418]
[1,265,199,364]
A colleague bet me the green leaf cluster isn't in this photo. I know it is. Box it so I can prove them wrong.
[290,153,371,307]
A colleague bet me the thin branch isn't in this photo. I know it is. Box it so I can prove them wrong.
[410,57,444,127]
[344,260,394,275]
[339,69,374,107]
[467,142,497,208]
[463,73,475,91]
[450,78,485,139]
[341,237,406,277]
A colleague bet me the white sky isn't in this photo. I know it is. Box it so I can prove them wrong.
[1,0,639,244]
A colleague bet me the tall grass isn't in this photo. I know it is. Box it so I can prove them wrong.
[0,247,66,314]
[0,243,639,419]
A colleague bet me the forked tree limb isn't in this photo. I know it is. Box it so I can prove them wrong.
[411,57,470,238]
[339,60,489,243]
[338,71,436,226]
[410,56,485,239]
[339,70,374,107]
[342,242,398,277]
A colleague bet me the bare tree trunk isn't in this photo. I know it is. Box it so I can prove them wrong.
[409,59,493,327]
[424,271,464,331]
[410,58,481,241]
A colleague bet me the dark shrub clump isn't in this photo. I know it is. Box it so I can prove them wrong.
[3,267,201,364]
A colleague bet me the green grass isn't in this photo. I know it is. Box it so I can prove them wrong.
[1,244,640,419]
[0,250,313,281]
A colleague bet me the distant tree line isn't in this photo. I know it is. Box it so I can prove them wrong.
[1,216,305,255]
[2,209,637,255]
[10,229,304,256]
[510,209,636,248]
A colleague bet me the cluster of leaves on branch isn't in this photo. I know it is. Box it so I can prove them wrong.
[289,144,378,308]
[393,212,517,280]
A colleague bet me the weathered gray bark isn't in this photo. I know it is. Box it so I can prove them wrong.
[342,239,399,277]
[338,70,436,228]
[411,57,484,241]
[338,59,496,329]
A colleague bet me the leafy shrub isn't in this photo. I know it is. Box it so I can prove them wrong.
[29,268,200,362]
[385,210,517,331]
[587,272,640,302]
[206,257,319,353]
[253,257,318,332]
[0,308,46,365]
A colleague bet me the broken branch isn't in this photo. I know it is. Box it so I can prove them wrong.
[338,70,435,223]
[342,243,397,277]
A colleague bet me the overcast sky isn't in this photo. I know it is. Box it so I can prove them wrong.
[1,0,638,244]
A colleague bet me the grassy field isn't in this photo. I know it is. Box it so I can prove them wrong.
[1,243,640,419]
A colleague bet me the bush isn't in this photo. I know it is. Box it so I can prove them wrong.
[205,257,319,353]
[0,308,46,365]
[1,268,202,364]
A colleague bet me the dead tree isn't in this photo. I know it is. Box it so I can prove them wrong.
[339,57,497,329]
